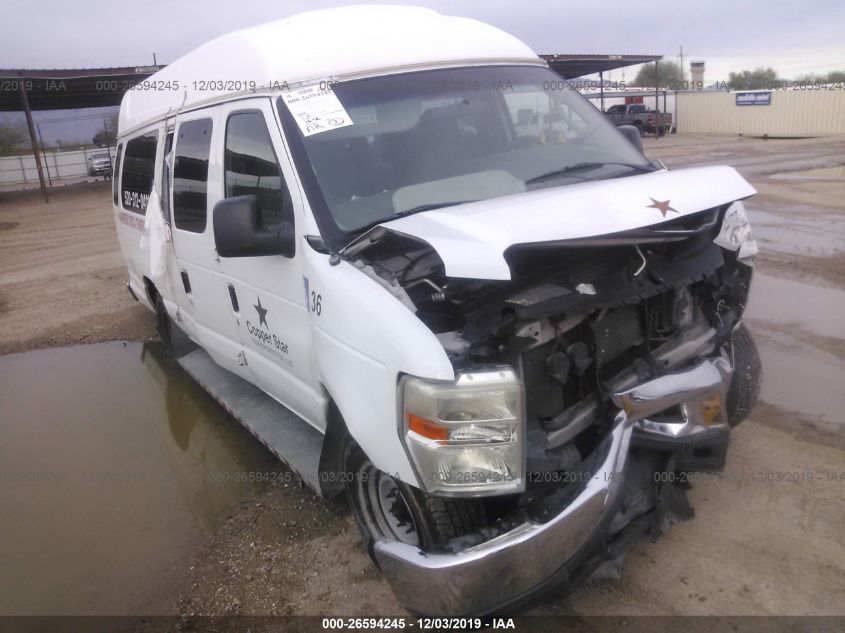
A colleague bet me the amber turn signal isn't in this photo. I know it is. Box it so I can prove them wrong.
[407,413,449,441]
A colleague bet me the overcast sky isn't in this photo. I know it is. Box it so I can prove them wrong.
[2,0,843,82]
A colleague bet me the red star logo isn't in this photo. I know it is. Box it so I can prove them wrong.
[646,198,678,217]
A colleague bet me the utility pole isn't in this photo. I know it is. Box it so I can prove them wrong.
[679,46,685,85]
[153,52,157,66]
[36,122,53,186]
[654,60,660,139]
[18,74,48,203]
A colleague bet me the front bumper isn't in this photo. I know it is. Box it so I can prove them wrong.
[373,357,732,616]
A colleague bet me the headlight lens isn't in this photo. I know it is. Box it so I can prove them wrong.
[401,368,525,496]
[715,200,758,260]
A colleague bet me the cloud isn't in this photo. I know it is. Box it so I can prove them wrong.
[1,0,842,80]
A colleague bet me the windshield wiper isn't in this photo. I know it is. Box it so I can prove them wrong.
[353,200,477,235]
[524,161,656,186]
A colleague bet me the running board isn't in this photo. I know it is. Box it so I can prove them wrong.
[177,348,324,495]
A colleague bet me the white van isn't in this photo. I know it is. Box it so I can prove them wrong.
[113,6,761,616]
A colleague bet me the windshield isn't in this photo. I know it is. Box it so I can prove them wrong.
[278,65,651,243]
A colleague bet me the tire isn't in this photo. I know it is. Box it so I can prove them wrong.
[726,324,762,427]
[634,122,644,137]
[155,295,196,359]
[657,126,667,137]
[343,438,486,561]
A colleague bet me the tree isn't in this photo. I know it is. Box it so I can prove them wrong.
[632,61,684,89]
[728,67,778,90]
[795,70,845,83]
[92,130,116,146]
[92,114,118,146]
[0,117,30,154]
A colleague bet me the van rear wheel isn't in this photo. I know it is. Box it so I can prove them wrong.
[343,439,486,560]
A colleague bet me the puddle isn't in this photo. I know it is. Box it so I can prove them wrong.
[771,165,845,181]
[746,272,845,425]
[0,341,277,615]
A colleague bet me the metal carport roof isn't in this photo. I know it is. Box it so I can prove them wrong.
[540,53,663,79]
[0,66,162,111]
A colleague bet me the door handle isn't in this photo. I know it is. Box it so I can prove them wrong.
[228,284,239,312]
[180,271,192,294]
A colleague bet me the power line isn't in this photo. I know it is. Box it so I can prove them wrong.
[34,112,118,125]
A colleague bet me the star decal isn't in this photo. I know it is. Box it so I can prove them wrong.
[254,296,268,328]
[646,198,678,217]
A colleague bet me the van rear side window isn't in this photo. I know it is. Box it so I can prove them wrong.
[224,111,292,227]
[121,133,157,214]
[173,118,213,233]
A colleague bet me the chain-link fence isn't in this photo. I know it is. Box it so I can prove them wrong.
[0,145,117,188]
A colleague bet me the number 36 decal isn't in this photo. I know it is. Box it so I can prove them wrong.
[303,276,323,316]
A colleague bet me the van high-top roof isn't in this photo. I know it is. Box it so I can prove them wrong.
[118,5,542,136]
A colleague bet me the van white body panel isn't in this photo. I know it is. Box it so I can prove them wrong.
[112,87,454,481]
[303,250,454,483]
[113,125,166,312]
[376,165,756,280]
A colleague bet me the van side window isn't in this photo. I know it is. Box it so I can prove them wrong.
[224,111,292,227]
[121,133,157,214]
[112,144,123,205]
[174,118,213,233]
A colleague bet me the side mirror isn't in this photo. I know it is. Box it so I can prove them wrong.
[213,195,295,258]
[617,125,644,154]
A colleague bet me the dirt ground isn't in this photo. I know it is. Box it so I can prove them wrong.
[0,182,155,354]
[1,134,844,619]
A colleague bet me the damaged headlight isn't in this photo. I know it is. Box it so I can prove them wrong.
[715,201,758,260]
[400,369,525,496]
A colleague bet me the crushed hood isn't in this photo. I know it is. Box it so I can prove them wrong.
[371,165,755,280]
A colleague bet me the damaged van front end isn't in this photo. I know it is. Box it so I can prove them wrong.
[338,183,759,615]
[276,61,761,614]
[378,358,730,615]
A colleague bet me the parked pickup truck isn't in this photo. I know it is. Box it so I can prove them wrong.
[113,6,760,616]
[86,150,113,178]
[605,103,672,136]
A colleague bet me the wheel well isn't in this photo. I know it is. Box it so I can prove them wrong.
[318,399,352,498]
[144,277,159,307]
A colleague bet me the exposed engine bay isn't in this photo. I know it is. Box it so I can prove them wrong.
[344,203,756,557]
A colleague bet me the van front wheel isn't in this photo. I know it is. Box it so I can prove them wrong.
[726,323,762,427]
[343,439,486,559]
